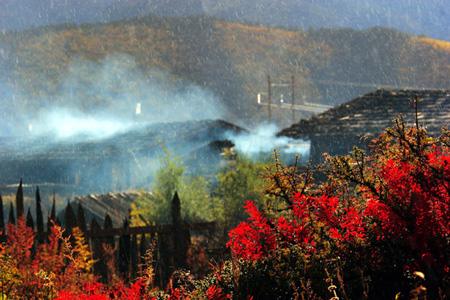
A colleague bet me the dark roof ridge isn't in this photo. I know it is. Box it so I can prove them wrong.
[278,89,450,140]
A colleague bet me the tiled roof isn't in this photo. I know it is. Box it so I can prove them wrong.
[0,119,245,199]
[278,89,450,140]
[0,119,245,161]
[67,191,153,227]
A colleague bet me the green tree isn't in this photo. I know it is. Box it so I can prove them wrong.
[214,151,268,239]
[133,148,216,224]
[181,175,217,223]
[134,148,183,224]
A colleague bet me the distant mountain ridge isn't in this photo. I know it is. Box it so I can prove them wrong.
[1,0,448,41]
[0,15,449,129]
[0,15,450,135]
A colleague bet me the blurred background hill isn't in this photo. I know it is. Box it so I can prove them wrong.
[0,14,448,131]
[1,0,448,41]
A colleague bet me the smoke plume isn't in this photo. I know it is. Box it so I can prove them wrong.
[3,53,226,141]
[227,123,310,162]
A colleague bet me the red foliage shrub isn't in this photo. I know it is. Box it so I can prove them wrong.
[228,194,366,261]
[55,279,155,300]
[364,150,450,272]
[227,201,277,261]
[206,285,231,300]
[227,116,450,298]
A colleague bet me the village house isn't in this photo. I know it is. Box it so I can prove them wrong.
[0,119,244,199]
[278,89,450,164]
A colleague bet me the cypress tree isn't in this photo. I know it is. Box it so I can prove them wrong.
[77,202,87,232]
[16,178,24,220]
[48,194,56,231]
[35,186,44,234]
[8,202,15,225]
[64,201,77,239]
[26,207,34,229]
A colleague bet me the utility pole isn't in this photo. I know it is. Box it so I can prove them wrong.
[291,75,295,124]
[267,75,272,123]
[258,75,331,122]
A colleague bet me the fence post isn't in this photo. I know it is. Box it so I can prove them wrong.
[103,214,114,246]
[157,227,170,288]
[171,191,190,270]
[118,217,131,282]
[103,213,116,284]
[90,218,108,282]
[139,233,149,275]
[130,234,139,280]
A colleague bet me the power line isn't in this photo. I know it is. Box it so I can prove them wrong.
[307,78,448,90]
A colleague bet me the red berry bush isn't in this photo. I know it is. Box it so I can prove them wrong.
[227,115,450,299]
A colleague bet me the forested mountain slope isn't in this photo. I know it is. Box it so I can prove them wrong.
[1,0,448,41]
[0,15,449,131]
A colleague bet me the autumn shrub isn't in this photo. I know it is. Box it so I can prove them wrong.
[0,217,97,299]
[54,278,154,300]
[226,196,365,299]
[0,218,52,299]
[226,110,450,298]
[0,252,26,298]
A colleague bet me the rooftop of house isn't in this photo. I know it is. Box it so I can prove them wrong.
[278,89,450,140]
[0,119,245,161]
[64,190,152,228]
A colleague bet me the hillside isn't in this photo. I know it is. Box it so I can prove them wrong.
[1,0,448,41]
[0,15,449,132]
[206,0,450,42]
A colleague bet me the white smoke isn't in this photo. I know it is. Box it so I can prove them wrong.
[7,53,227,141]
[29,109,136,140]
[227,123,310,159]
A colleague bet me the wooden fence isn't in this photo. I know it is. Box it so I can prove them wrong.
[0,180,215,288]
